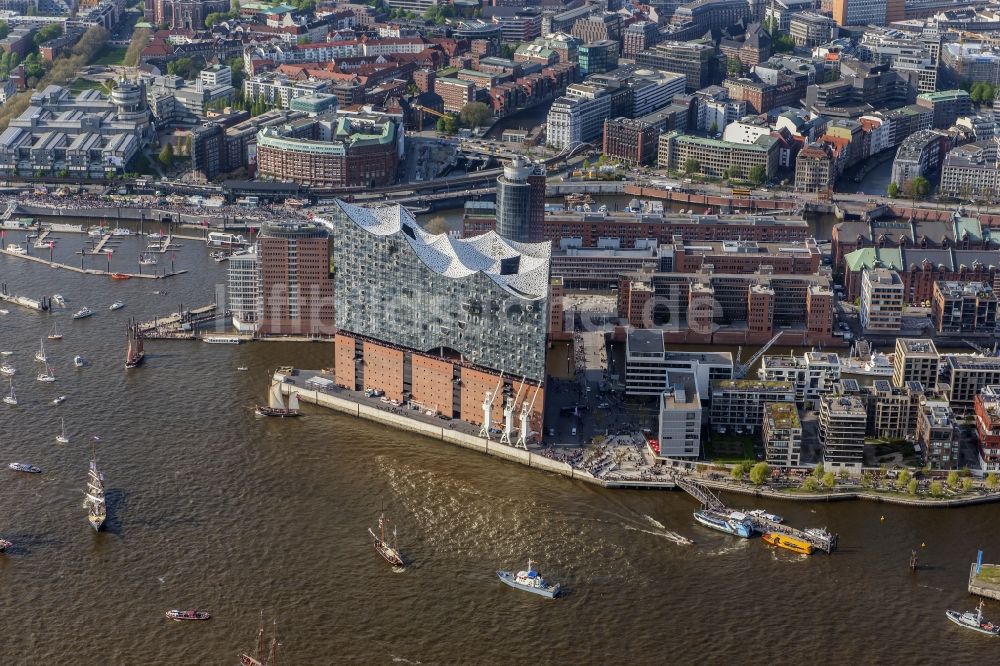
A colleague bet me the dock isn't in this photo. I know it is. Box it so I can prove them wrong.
[137,303,223,336]
[90,233,113,254]
[0,283,50,311]
[0,247,186,279]
[675,478,838,553]
[968,563,1000,600]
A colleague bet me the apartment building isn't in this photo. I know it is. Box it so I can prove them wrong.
[709,380,795,435]
[860,268,903,332]
[244,72,333,109]
[819,393,867,471]
[795,143,835,192]
[759,351,842,408]
[931,280,998,335]
[974,385,1000,472]
[657,131,780,179]
[762,402,803,467]
[658,371,702,459]
[943,355,1000,412]
[435,77,476,113]
[892,338,940,389]
[916,397,958,468]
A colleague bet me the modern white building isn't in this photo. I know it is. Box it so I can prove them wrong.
[200,64,232,88]
[625,329,733,397]
[657,371,702,458]
[227,247,259,333]
[819,393,867,472]
[759,351,842,408]
[860,267,903,332]
[546,84,611,149]
[244,72,333,109]
[762,402,802,467]
[710,379,796,435]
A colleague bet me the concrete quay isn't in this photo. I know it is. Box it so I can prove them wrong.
[0,248,186,279]
[969,564,1000,601]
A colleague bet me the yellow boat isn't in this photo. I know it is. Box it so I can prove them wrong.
[762,532,813,555]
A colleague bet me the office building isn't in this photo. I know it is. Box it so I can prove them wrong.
[545,86,611,149]
[227,248,259,333]
[789,13,835,50]
[941,43,1000,88]
[327,201,550,430]
[860,268,903,332]
[832,0,886,26]
[759,352,842,408]
[602,114,669,166]
[658,131,780,179]
[256,111,402,188]
[200,65,232,88]
[892,338,939,389]
[244,73,333,109]
[819,394,867,471]
[943,355,1000,413]
[916,398,957,469]
[795,143,835,193]
[578,40,619,76]
[436,77,476,113]
[495,156,546,243]
[625,329,733,397]
[762,402,802,467]
[657,371,702,458]
[889,129,951,189]
[939,141,1000,200]
[635,41,719,92]
[974,385,1000,472]
[257,221,334,336]
[915,90,971,130]
[571,12,622,44]
[931,281,998,335]
[710,380,795,435]
[623,21,660,57]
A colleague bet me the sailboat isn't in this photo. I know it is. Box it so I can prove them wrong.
[2,378,16,405]
[56,417,69,444]
[36,363,56,382]
[125,320,144,369]
[84,450,107,531]
[239,612,280,666]
[34,339,47,363]
[47,322,63,340]
[368,505,405,568]
[139,252,157,266]
[254,378,300,417]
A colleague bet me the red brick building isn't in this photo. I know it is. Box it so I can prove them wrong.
[258,222,334,336]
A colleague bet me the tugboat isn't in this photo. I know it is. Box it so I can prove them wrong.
[73,307,94,320]
[693,509,754,538]
[762,532,813,555]
[255,378,300,417]
[8,462,42,473]
[84,452,107,532]
[165,609,211,621]
[946,601,1000,636]
[368,507,404,568]
[497,559,561,598]
[125,321,144,369]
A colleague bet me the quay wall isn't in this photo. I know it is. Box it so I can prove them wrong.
[969,564,1000,601]
[702,479,1000,507]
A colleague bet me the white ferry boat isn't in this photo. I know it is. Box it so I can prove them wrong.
[203,335,242,344]
[207,232,248,248]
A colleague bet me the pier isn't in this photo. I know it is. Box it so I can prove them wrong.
[675,478,838,553]
[0,247,186,279]
[968,563,1000,600]
[0,283,49,311]
[137,303,223,336]
[90,234,113,254]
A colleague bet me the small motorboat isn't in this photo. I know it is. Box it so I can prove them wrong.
[0,364,15,376]
[0,351,12,356]
[496,559,560,598]
[36,365,56,382]
[52,294,66,306]
[237,366,248,371]
[73,307,94,320]
[73,356,86,368]
[8,462,42,474]
[946,601,1000,636]
[109,301,125,311]
[747,509,784,524]
[165,609,211,621]
[0,538,11,552]
[0,309,8,315]
[5,244,26,255]
[110,273,130,280]
[52,395,66,405]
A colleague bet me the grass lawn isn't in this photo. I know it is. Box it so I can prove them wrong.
[92,46,128,66]
[974,564,1000,588]
[68,78,107,94]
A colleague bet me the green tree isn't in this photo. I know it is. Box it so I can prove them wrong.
[33,24,62,47]
[887,181,900,198]
[802,476,819,491]
[813,463,825,479]
[499,43,516,59]
[458,101,491,128]
[683,158,700,174]
[749,462,770,485]
[947,470,960,489]
[204,12,228,28]
[986,472,999,490]
[905,176,931,197]
[158,143,174,168]
[0,21,8,41]
[749,164,766,185]
[435,115,457,134]
[861,471,874,488]
[907,478,918,495]
[123,27,151,67]
[895,469,911,490]
[727,57,742,76]
[772,33,795,54]
[929,480,944,497]
[731,462,745,481]
[230,0,240,13]
[822,471,836,489]
[960,466,971,477]
[709,120,718,135]
[962,477,974,492]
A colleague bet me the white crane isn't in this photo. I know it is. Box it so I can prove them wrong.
[500,376,527,445]
[479,372,504,440]
[515,383,540,450]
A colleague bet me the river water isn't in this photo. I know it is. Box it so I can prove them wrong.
[0,224,998,665]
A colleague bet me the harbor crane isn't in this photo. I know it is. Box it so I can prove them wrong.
[479,373,504,440]
[515,384,540,450]
[733,331,784,379]
[500,376,527,445]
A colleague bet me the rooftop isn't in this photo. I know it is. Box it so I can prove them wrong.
[765,402,800,429]
[712,379,793,391]
[627,328,666,355]
[898,338,939,356]
[663,371,700,408]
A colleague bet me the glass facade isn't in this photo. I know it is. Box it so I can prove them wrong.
[329,202,551,383]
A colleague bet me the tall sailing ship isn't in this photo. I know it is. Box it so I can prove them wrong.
[84,454,107,531]
[125,320,144,369]
[368,507,404,568]
[239,611,279,666]
[255,378,300,417]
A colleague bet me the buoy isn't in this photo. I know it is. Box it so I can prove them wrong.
[880,515,885,521]
[921,542,926,548]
